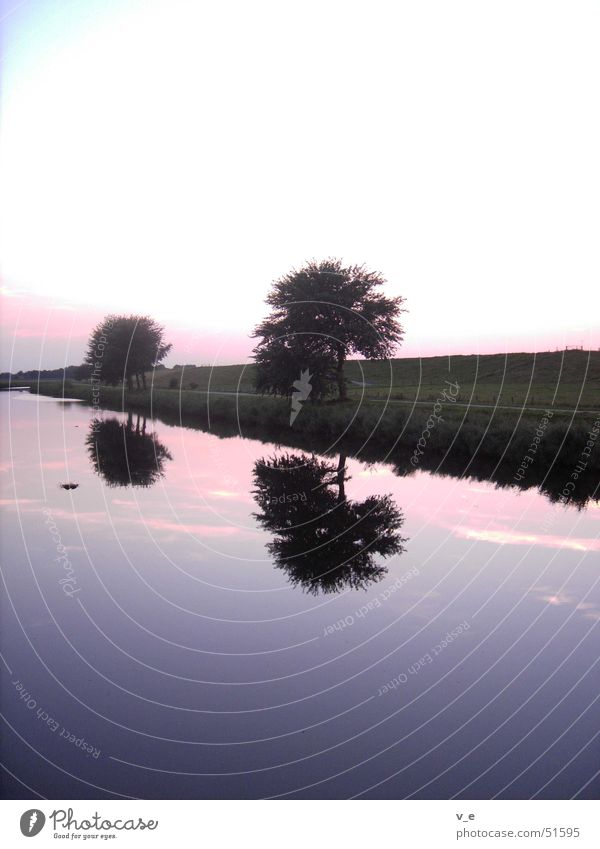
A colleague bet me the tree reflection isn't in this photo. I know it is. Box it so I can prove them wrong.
[86,414,173,487]
[393,452,599,511]
[252,452,407,594]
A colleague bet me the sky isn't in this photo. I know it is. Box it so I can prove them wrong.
[1,0,599,371]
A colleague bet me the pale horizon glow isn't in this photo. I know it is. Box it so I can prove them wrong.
[1,0,599,370]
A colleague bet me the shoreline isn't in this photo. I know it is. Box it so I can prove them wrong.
[31,381,600,509]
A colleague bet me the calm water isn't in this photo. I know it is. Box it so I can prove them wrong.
[1,392,599,799]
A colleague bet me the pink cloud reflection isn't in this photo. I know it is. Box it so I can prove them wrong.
[454,525,600,552]
[140,518,243,536]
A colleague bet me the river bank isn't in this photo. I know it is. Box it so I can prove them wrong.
[33,380,600,508]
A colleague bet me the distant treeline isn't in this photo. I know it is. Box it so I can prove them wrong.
[0,364,168,382]
[0,365,92,382]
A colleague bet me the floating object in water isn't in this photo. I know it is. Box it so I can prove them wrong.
[59,483,79,490]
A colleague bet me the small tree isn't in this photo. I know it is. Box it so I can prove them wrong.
[253,258,405,400]
[85,315,172,390]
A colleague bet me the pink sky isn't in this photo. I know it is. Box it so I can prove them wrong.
[1,1,599,371]
[2,287,598,372]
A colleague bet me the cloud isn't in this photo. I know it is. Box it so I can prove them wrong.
[454,525,600,552]
[138,518,243,536]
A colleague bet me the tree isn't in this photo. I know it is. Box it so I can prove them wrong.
[253,259,405,400]
[84,315,172,390]
[253,338,334,400]
[252,452,406,594]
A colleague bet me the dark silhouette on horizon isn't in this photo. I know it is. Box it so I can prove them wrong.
[85,314,172,391]
[253,259,405,401]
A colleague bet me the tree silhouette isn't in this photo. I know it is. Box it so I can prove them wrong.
[253,259,405,400]
[252,452,407,594]
[86,414,173,487]
[85,315,172,391]
[253,339,334,401]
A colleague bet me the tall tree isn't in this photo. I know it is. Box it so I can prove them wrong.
[85,315,172,390]
[253,259,405,400]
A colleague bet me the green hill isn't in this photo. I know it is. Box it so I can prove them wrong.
[148,349,599,411]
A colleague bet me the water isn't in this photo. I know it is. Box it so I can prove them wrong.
[1,392,599,799]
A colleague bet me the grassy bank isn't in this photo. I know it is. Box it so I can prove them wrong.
[0,381,33,391]
[149,349,600,410]
[35,379,600,507]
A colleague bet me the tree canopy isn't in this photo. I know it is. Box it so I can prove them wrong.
[253,259,405,400]
[85,314,172,390]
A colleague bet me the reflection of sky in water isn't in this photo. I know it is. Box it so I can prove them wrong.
[1,393,599,799]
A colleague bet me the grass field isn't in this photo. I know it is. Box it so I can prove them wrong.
[148,349,599,411]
